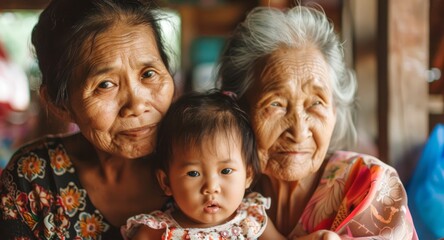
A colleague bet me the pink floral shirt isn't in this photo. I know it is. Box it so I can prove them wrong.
[122,192,270,240]
[290,151,418,239]
[0,136,120,239]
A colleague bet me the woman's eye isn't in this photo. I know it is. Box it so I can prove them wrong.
[97,81,114,89]
[270,102,282,107]
[142,70,155,79]
[312,100,322,107]
[221,168,233,175]
[186,171,200,177]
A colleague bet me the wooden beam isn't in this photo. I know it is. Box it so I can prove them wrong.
[0,0,49,9]
[377,0,429,166]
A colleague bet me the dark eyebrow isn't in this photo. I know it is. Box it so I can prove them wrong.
[87,58,161,78]
[177,158,235,168]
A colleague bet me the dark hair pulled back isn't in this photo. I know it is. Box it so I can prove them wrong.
[32,0,171,108]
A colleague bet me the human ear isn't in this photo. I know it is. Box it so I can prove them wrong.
[39,86,73,123]
[156,170,173,196]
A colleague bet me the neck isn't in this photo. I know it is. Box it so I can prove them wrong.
[65,133,150,184]
[257,168,324,236]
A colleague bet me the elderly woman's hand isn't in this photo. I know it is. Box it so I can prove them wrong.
[291,230,341,240]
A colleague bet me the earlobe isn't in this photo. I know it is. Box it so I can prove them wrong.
[40,86,73,122]
[156,170,173,196]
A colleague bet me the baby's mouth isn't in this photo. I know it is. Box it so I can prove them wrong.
[204,200,220,214]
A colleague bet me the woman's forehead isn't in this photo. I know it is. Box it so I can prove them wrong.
[73,24,161,78]
[257,47,332,90]
[82,23,157,58]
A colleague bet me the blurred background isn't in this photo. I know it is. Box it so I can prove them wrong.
[0,0,442,238]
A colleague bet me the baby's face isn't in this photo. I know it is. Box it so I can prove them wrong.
[159,134,252,227]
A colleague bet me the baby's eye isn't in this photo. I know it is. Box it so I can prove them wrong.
[98,81,114,89]
[221,168,233,175]
[186,171,200,177]
[142,70,155,79]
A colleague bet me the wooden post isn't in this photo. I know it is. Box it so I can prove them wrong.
[377,0,429,168]
[0,0,48,9]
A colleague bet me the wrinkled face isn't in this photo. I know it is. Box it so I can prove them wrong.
[68,23,174,159]
[159,133,252,227]
[245,47,336,181]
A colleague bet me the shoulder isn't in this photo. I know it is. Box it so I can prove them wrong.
[2,134,66,182]
[122,211,173,239]
[327,150,398,174]
[0,134,81,238]
[242,192,271,209]
[2,134,74,183]
[328,151,384,165]
[238,192,270,223]
[9,135,65,160]
[303,151,416,238]
[5,134,71,173]
[234,192,270,238]
[323,151,403,195]
[325,151,416,238]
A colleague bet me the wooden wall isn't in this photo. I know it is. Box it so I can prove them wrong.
[377,0,429,174]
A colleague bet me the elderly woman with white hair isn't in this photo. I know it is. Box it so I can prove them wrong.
[217,5,417,239]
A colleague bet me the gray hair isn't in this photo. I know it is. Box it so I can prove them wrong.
[216,6,357,152]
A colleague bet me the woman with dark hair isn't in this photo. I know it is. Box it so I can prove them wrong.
[0,0,175,238]
[217,5,417,239]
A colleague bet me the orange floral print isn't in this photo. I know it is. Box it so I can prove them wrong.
[17,153,46,182]
[0,137,146,238]
[74,212,109,239]
[49,146,74,175]
[60,182,86,217]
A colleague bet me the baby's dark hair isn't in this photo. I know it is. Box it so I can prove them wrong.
[155,89,261,185]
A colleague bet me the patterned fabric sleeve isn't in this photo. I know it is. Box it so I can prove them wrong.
[0,146,44,239]
[0,136,117,240]
[237,192,270,238]
[296,151,418,239]
[121,211,171,239]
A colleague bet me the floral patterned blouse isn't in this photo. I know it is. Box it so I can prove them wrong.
[0,136,122,239]
[121,192,270,240]
[290,151,418,239]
